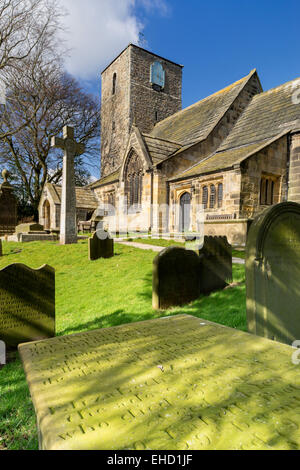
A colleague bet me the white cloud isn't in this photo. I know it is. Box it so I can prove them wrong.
[59,0,169,80]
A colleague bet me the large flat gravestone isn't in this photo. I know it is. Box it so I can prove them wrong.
[198,236,232,294]
[19,315,300,450]
[246,202,300,345]
[0,264,55,347]
[15,223,44,234]
[152,247,200,309]
[88,231,114,261]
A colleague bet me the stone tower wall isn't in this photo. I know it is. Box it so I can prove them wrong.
[100,45,182,177]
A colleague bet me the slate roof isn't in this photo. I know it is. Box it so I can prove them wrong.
[46,183,99,208]
[169,132,290,181]
[149,70,258,147]
[142,134,182,164]
[170,77,300,181]
[219,78,300,151]
[88,169,120,189]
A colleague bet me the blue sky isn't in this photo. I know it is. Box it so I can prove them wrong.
[62,0,300,107]
[60,0,300,177]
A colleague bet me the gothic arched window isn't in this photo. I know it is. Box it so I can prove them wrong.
[218,183,223,208]
[112,73,117,95]
[124,151,143,208]
[210,184,216,208]
[202,186,208,209]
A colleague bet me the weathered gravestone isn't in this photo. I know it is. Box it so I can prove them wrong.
[153,246,201,309]
[198,236,232,294]
[0,340,5,366]
[15,223,44,234]
[13,222,57,242]
[88,231,114,260]
[246,202,300,345]
[51,126,85,245]
[0,264,55,348]
[0,169,17,236]
[19,315,300,450]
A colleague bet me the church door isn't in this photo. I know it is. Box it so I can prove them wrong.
[179,192,191,233]
[43,200,51,230]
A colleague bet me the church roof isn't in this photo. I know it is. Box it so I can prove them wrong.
[169,132,290,181]
[88,169,120,189]
[46,183,99,208]
[218,77,300,151]
[170,76,300,180]
[142,134,182,164]
[149,69,258,147]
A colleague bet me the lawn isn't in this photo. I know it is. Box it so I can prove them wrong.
[0,239,246,450]
[125,237,246,259]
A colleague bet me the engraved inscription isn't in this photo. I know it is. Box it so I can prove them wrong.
[0,263,55,347]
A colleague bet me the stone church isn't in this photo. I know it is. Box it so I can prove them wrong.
[39,43,300,244]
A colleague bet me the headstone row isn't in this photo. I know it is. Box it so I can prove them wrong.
[152,236,232,310]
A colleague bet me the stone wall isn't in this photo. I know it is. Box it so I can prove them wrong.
[288,131,300,203]
[100,45,182,178]
[129,46,182,135]
[101,47,131,177]
[240,136,288,218]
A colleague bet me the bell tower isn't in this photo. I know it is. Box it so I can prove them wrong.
[100,44,183,177]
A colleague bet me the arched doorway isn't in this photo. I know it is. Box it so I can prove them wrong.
[43,200,51,229]
[179,192,191,233]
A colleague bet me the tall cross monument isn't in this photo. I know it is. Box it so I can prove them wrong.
[51,126,85,245]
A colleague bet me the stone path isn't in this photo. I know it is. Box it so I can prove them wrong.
[19,315,300,450]
[116,240,245,264]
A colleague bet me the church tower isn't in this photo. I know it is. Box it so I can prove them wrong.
[100,44,183,177]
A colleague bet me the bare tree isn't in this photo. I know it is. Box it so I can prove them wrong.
[0,0,61,71]
[0,0,64,139]
[0,48,100,214]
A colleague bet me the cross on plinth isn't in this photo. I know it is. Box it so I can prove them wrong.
[51,126,85,245]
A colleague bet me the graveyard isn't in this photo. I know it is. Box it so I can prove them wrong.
[0,238,246,450]
[2,0,300,453]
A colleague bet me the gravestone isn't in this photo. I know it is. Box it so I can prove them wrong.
[15,223,44,234]
[246,202,300,345]
[198,236,232,294]
[0,169,17,236]
[0,263,55,348]
[0,239,2,257]
[88,231,114,261]
[19,314,300,450]
[153,246,201,309]
[51,126,85,245]
[0,340,5,366]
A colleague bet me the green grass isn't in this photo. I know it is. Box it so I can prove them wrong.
[125,237,185,247]
[125,237,246,259]
[0,240,246,450]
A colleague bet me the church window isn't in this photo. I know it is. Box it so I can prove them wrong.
[150,61,165,91]
[202,186,208,209]
[210,185,216,208]
[218,183,223,208]
[112,73,117,95]
[124,151,143,208]
[260,176,275,205]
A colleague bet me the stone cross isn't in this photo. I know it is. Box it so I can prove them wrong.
[51,126,85,244]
